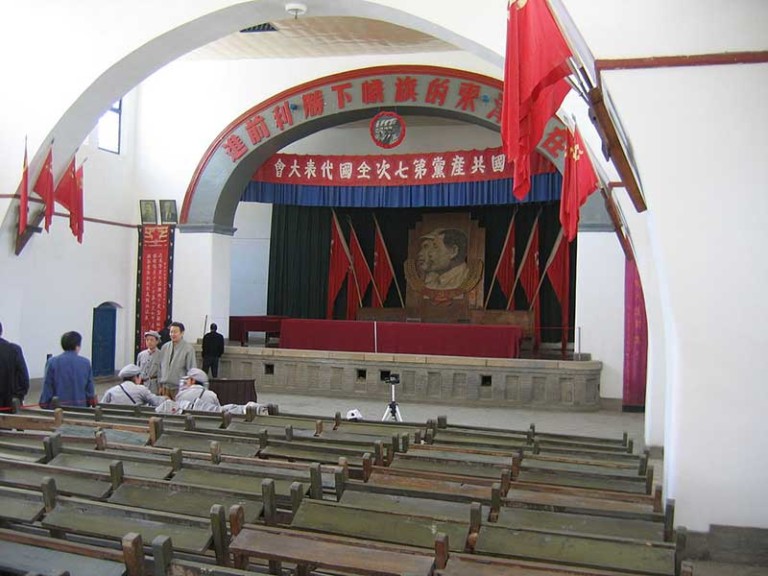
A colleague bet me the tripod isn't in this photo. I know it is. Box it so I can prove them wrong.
[381,379,403,422]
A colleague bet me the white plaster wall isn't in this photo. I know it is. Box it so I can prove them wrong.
[603,63,768,530]
[575,233,625,400]
[231,203,273,316]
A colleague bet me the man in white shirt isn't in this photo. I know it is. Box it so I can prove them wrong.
[100,364,166,407]
[136,330,162,392]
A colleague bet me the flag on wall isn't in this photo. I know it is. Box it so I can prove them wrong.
[33,147,55,231]
[544,228,570,352]
[560,125,599,241]
[516,212,541,346]
[327,210,352,319]
[16,140,29,238]
[373,217,402,307]
[346,221,374,320]
[501,0,572,200]
[486,211,517,308]
[55,156,84,242]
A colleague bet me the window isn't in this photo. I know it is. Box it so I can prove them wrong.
[98,99,122,154]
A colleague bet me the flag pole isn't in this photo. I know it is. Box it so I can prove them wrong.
[373,214,404,308]
[531,226,564,308]
[508,207,542,310]
[484,208,517,309]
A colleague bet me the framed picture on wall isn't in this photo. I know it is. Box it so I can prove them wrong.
[139,200,157,225]
[159,200,178,224]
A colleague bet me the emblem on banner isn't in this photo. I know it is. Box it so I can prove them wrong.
[370,111,406,149]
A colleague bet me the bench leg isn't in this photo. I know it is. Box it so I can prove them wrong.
[268,560,283,575]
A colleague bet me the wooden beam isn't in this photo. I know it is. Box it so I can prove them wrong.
[601,189,634,261]
[596,51,768,73]
[588,88,647,212]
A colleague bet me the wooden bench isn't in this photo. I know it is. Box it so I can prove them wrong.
[0,485,45,523]
[229,523,435,576]
[0,457,113,499]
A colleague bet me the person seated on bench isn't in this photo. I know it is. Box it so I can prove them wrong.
[155,368,268,416]
[101,364,168,407]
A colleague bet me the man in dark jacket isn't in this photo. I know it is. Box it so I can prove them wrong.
[0,321,29,412]
[201,323,225,378]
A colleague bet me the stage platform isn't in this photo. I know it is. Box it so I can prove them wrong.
[211,345,603,411]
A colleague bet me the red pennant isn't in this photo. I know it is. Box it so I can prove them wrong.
[560,127,599,241]
[33,148,55,231]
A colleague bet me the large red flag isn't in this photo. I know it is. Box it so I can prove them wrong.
[327,211,351,319]
[545,229,570,352]
[346,223,374,320]
[33,147,55,231]
[488,213,516,307]
[560,126,599,241]
[501,0,572,200]
[517,216,541,345]
[373,219,398,307]
[17,141,28,237]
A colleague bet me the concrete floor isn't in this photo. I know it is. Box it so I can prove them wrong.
[26,379,768,575]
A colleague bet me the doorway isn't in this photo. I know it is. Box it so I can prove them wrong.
[92,303,117,377]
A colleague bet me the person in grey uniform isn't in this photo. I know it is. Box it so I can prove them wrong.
[136,330,162,392]
[174,368,221,412]
[100,364,166,407]
[158,321,196,396]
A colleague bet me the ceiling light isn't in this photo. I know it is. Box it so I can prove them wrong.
[285,3,307,19]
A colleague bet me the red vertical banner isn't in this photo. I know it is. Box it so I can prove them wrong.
[623,257,648,408]
[136,225,174,354]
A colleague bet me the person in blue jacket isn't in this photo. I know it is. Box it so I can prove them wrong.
[39,331,96,409]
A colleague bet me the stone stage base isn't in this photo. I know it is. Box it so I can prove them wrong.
[214,346,603,411]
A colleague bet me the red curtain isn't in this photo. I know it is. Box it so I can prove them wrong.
[623,258,648,408]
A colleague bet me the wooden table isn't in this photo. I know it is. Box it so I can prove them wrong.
[209,378,257,405]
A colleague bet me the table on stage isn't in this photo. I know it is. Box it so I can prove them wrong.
[209,378,257,405]
[229,315,287,346]
[279,319,523,359]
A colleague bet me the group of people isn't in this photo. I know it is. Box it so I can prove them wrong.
[0,320,227,414]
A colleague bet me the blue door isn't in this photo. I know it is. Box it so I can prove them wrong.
[92,304,116,377]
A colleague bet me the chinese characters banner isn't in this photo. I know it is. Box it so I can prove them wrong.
[253,147,554,188]
[135,225,174,354]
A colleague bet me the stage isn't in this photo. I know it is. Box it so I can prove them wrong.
[211,344,603,411]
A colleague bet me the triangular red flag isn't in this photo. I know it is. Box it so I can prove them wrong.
[501,0,572,200]
[518,218,541,346]
[545,229,570,352]
[346,224,373,320]
[495,217,517,302]
[75,164,84,243]
[327,212,351,319]
[372,220,395,307]
[17,142,28,238]
[560,126,599,241]
[33,148,55,231]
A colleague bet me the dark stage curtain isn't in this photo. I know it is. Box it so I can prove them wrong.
[243,174,561,208]
[266,203,577,344]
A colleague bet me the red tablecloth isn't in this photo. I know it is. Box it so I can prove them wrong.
[229,316,288,346]
[279,319,522,359]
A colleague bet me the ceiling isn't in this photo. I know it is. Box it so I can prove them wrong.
[183,16,457,60]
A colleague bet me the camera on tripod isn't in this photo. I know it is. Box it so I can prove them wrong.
[382,373,403,422]
[384,374,400,385]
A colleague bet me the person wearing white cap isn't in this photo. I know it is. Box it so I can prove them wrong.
[173,367,221,413]
[136,330,162,392]
[100,364,167,406]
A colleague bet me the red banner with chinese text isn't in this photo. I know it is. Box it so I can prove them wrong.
[253,148,554,188]
[136,225,174,354]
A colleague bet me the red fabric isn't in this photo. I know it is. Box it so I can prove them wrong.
[545,231,570,352]
[17,143,28,237]
[623,258,648,407]
[327,213,351,319]
[33,148,55,231]
[373,221,395,307]
[280,319,523,359]
[346,225,373,320]
[55,157,83,242]
[495,217,516,302]
[561,126,599,241]
[139,226,172,343]
[518,219,541,345]
[281,319,376,353]
[501,0,571,200]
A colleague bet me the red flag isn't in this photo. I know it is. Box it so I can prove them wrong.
[373,219,397,307]
[495,215,517,303]
[517,216,541,346]
[327,212,351,319]
[33,147,55,231]
[501,0,572,200]
[17,141,28,237]
[545,229,570,352]
[346,223,374,320]
[75,164,84,243]
[560,126,599,241]
[55,157,79,239]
